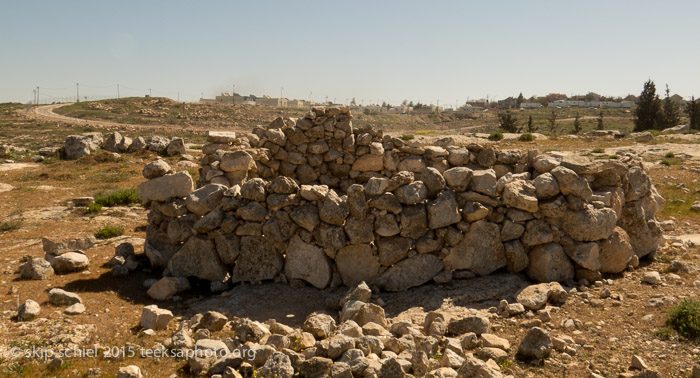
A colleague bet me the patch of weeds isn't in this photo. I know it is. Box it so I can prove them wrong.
[666,298,700,340]
[488,131,504,141]
[519,132,535,142]
[95,224,124,239]
[415,130,437,135]
[81,203,102,216]
[400,134,415,141]
[592,148,605,153]
[94,189,139,207]
[430,353,443,360]
[660,159,671,166]
[0,220,21,232]
[498,359,513,370]
[665,151,675,158]
[189,144,202,150]
[608,155,619,159]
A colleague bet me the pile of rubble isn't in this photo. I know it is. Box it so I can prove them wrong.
[137,107,665,296]
[60,131,186,159]
[134,281,569,377]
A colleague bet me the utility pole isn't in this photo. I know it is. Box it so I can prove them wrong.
[76,83,80,102]
[37,87,40,105]
[232,84,235,105]
[309,91,312,103]
[117,84,120,99]
[149,88,152,97]
[178,92,180,102]
[280,87,284,107]
[33,89,36,105]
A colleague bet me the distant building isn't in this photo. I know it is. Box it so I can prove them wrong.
[200,92,298,107]
[520,103,542,109]
[548,100,632,109]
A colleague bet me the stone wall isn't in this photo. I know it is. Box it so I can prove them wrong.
[137,107,665,293]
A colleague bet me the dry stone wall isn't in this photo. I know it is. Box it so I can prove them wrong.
[138,107,665,292]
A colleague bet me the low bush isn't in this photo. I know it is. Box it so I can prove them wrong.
[488,131,503,141]
[519,133,535,142]
[95,224,125,239]
[666,299,700,340]
[94,189,139,207]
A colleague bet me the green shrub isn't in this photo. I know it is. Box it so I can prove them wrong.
[95,224,124,239]
[665,151,675,158]
[94,189,139,207]
[519,133,535,142]
[592,148,605,153]
[400,134,415,141]
[82,203,102,215]
[488,131,503,141]
[0,220,21,232]
[415,130,436,135]
[608,155,619,159]
[666,299,700,340]
[660,159,671,166]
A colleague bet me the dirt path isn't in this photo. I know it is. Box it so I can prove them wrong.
[26,104,186,132]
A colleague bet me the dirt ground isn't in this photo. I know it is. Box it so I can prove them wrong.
[0,104,699,377]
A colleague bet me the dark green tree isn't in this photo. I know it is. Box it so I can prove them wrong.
[516,92,524,108]
[573,111,582,134]
[498,111,519,133]
[527,114,536,133]
[548,111,557,133]
[633,80,664,131]
[662,84,681,128]
[597,110,604,130]
[687,96,700,130]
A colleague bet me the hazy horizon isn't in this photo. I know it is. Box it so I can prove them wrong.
[2,0,699,105]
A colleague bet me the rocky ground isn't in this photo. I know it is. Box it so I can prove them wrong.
[0,104,699,377]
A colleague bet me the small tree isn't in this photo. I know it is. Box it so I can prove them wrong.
[662,84,681,128]
[634,80,664,131]
[498,111,519,133]
[527,114,536,133]
[516,92,524,108]
[687,96,700,130]
[573,111,582,134]
[548,110,557,133]
[597,110,604,130]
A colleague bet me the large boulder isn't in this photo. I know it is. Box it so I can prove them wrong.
[443,220,505,275]
[167,236,229,281]
[284,236,333,289]
[525,243,574,283]
[551,166,592,201]
[220,150,256,172]
[45,251,89,273]
[336,244,380,286]
[470,169,497,197]
[427,190,461,229]
[63,133,103,159]
[516,327,552,361]
[231,236,284,283]
[140,305,173,330]
[185,184,227,215]
[598,226,634,273]
[561,207,617,242]
[137,171,194,204]
[516,282,568,310]
[443,167,473,192]
[166,137,186,156]
[618,201,663,257]
[378,254,443,291]
[19,258,54,280]
[142,159,172,179]
[503,180,538,213]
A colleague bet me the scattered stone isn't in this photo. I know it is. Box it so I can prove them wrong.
[516,327,552,361]
[18,299,41,321]
[19,258,54,280]
[65,303,86,315]
[140,305,173,330]
[48,288,82,306]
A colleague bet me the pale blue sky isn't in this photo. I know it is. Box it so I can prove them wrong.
[2,1,699,106]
